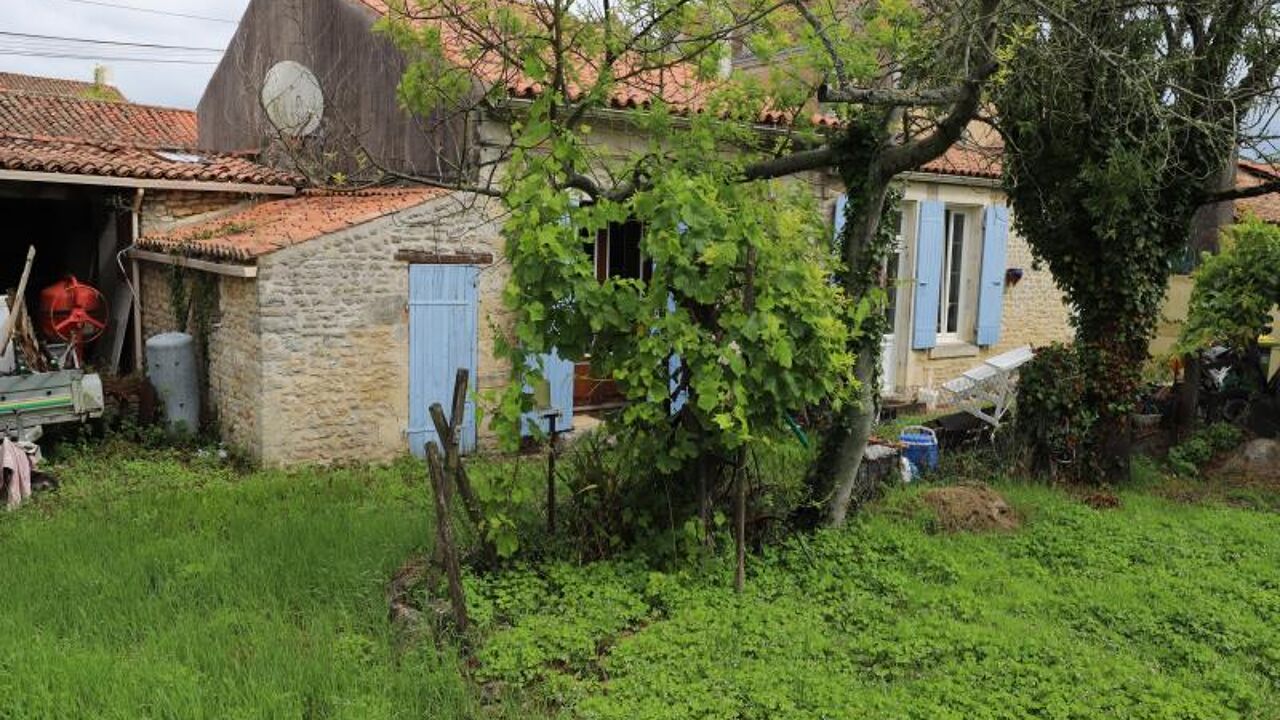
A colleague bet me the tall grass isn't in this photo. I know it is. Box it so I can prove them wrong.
[0,443,486,720]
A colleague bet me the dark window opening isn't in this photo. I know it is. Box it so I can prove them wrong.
[585,219,650,283]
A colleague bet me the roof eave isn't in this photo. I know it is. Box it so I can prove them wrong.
[901,170,1002,188]
[0,168,299,195]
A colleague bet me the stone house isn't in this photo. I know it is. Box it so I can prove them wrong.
[122,0,1086,466]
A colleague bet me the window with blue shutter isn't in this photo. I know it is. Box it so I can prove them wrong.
[912,201,946,350]
[975,205,1009,347]
[667,224,689,414]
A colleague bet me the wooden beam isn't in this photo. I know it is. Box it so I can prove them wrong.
[394,249,494,265]
[129,249,258,278]
[0,169,298,196]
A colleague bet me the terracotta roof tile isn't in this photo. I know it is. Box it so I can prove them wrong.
[0,134,304,186]
[0,71,126,102]
[0,89,197,148]
[136,187,448,261]
[915,148,1280,226]
[1237,161,1280,224]
[919,142,1004,179]
[0,89,299,187]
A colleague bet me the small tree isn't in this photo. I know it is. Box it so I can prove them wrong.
[1181,218,1280,353]
[995,0,1280,482]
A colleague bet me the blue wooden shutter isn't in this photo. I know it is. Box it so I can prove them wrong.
[912,201,945,350]
[976,205,1010,347]
[521,349,575,436]
[515,193,580,437]
[833,193,848,243]
[408,264,479,456]
[668,224,689,414]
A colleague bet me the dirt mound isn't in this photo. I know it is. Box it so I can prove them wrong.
[922,483,1021,533]
[1082,491,1121,510]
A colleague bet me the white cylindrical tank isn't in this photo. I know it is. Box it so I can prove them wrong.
[146,332,200,435]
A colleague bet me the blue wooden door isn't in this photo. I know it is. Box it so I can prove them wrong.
[409,265,479,457]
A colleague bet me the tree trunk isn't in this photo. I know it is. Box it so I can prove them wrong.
[821,174,892,526]
[824,348,878,526]
[1080,333,1148,484]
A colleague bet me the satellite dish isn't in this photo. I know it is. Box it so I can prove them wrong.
[262,60,324,136]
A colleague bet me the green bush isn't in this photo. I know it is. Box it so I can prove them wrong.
[1167,423,1244,477]
[1015,343,1097,481]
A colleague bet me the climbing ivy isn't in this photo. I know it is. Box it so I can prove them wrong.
[995,1,1246,481]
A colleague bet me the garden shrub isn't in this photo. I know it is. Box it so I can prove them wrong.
[1167,422,1244,477]
[1015,344,1097,481]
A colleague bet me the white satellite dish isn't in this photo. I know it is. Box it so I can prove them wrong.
[261,60,324,136]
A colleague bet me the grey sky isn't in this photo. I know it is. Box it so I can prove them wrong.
[2,0,252,108]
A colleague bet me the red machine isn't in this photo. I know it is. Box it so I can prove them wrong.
[38,276,108,368]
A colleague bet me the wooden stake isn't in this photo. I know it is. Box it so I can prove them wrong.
[1,246,36,360]
[430,402,484,530]
[546,413,558,534]
[734,451,747,593]
[427,441,469,633]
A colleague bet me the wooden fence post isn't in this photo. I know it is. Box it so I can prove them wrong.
[427,441,469,633]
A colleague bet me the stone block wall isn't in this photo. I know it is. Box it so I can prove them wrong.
[140,191,250,230]
[255,193,505,466]
[138,262,263,457]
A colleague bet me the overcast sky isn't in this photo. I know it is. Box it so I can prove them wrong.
[2,0,252,108]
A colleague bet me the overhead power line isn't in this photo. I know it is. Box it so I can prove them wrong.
[0,49,219,65]
[56,0,239,24]
[0,30,223,53]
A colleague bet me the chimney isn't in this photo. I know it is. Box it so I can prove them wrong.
[93,64,111,89]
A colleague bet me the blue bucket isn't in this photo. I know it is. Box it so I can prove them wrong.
[899,426,939,474]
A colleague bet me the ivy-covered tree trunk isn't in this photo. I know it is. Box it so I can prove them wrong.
[813,120,904,525]
[995,0,1276,485]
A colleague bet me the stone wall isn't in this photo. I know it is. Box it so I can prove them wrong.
[138,262,263,457]
[140,190,251,231]
[255,193,505,466]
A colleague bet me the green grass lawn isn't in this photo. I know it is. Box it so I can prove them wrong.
[0,442,483,720]
[2,442,1277,719]
[465,483,1280,719]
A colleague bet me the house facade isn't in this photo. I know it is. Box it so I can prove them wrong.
[123,0,1079,466]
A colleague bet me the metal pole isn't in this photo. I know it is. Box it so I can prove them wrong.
[546,412,557,534]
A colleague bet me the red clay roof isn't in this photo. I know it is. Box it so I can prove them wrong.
[920,142,1003,180]
[0,134,303,186]
[0,71,126,102]
[136,188,447,261]
[0,89,196,148]
[0,87,300,187]
[917,147,1280,223]
[1236,161,1280,224]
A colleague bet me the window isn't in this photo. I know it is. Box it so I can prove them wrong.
[937,207,977,339]
[585,219,651,282]
[884,229,904,330]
